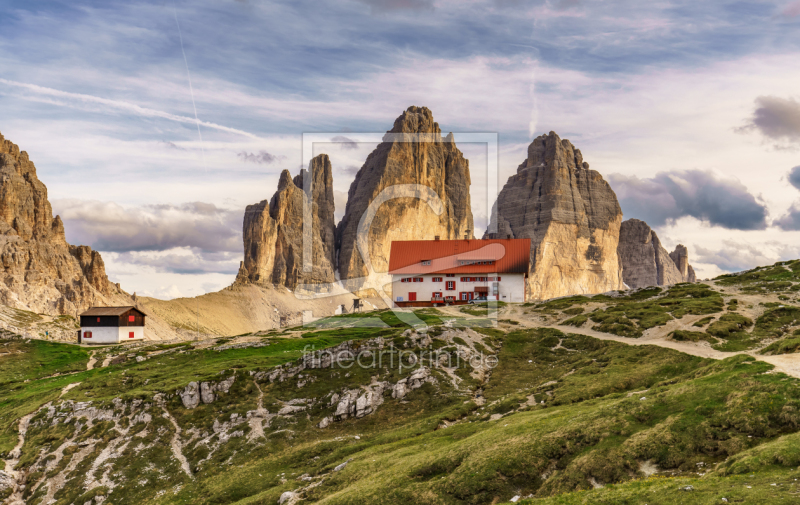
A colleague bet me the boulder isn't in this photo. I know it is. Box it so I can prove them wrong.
[278,491,299,505]
[179,382,200,409]
[486,131,624,300]
[200,382,215,404]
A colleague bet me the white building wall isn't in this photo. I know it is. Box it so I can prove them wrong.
[118,326,145,341]
[81,326,145,344]
[81,326,119,344]
[391,273,526,304]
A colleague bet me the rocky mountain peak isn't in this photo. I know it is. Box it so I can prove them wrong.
[236,153,336,289]
[522,131,589,173]
[387,106,441,135]
[487,131,623,300]
[336,107,473,283]
[0,131,114,315]
[618,219,696,288]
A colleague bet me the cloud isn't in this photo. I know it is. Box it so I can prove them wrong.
[158,140,185,150]
[774,203,800,230]
[608,170,769,230]
[0,78,259,139]
[334,190,349,221]
[330,135,359,150]
[237,150,282,164]
[739,95,800,143]
[53,199,242,260]
[787,165,800,190]
[773,166,800,230]
[111,248,241,275]
[554,0,581,10]
[356,0,434,14]
[782,1,800,17]
[694,240,777,272]
[340,165,361,176]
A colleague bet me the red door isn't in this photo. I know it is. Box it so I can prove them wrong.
[129,331,135,338]
[408,292,417,301]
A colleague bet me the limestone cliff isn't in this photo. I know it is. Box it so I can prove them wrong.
[669,244,697,283]
[336,106,473,282]
[485,131,623,300]
[235,154,337,289]
[617,219,696,288]
[0,131,115,315]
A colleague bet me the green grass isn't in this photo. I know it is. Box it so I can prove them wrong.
[460,301,507,317]
[692,316,715,328]
[710,306,800,352]
[0,338,90,455]
[760,335,800,355]
[715,260,800,294]
[670,330,717,344]
[7,295,800,505]
[589,284,723,338]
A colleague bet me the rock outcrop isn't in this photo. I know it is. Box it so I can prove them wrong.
[669,244,697,283]
[617,219,696,288]
[0,131,115,315]
[179,376,236,409]
[336,106,474,283]
[485,131,624,300]
[235,154,337,289]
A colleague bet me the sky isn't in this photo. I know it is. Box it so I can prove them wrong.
[1,0,800,299]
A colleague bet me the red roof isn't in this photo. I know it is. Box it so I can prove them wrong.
[388,238,531,275]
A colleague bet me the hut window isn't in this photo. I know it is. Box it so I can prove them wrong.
[129,315,135,322]
[97,317,100,322]
[129,332,135,338]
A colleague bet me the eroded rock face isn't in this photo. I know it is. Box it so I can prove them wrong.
[235,154,336,289]
[669,244,697,283]
[336,106,474,283]
[486,131,624,301]
[618,219,696,288]
[0,131,113,315]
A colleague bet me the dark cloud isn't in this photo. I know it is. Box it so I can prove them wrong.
[356,0,434,13]
[158,140,185,150]
[608,169,768,230]
[237,150,282,164]
[774,203,800,231]
[787,165,800,190]
[330,135,359,150]
[53,199,242,256]
[739,96,800,143]
[694,240,776,272]
[113,250,240,275]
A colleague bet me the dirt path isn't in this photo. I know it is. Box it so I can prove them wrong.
[59,382,81,398]
[86,351,97,371]
[451,304,800,379]
[247,380,269,442]
[160,405,193,477]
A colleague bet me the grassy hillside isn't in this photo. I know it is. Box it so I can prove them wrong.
[4,258,800,505]
[1,306,800,504]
